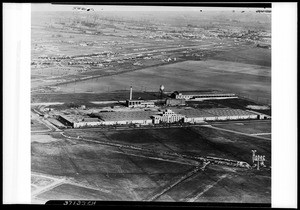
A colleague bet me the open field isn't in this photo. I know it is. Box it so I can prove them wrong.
[32,137,194,202]
[32,126,271,203]
[31,91,159,103]
[157,165,271,203]
[55,60,270,102]
[64,126,271,164]
[212,47,271,67]
[210,121,271,136]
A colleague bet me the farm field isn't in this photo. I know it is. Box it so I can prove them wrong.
[32,126,271,203]
[64,126,271,165]
[56,59,271,102]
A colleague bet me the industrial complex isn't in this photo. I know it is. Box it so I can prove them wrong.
[50,86,270,128]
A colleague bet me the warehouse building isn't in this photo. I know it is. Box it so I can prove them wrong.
[173,108,217,123]
[58,114,102,128]
[95,111,157,125]
[172,108,259,123]
[173,91,238,101]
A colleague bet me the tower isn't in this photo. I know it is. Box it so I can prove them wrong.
[159,85,165,99]
[129,86,133,100]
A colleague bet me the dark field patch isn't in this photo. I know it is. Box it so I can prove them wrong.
[212,121,271,135]
[55,60,271,102]
[37,183,124,200]
[212,47,271,67]
[31,91,159,103]
[65,126,271,165]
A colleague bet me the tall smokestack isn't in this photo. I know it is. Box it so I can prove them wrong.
[129,86,133,100]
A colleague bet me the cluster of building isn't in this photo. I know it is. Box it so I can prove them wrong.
[55,87,269,128]
[57,107,267,128]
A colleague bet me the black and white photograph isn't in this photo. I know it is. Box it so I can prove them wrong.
[2,2,298,207]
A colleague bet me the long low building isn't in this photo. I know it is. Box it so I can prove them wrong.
[94,111,158,125]
[58,114,102,128]
[173,108,259,123]
[173,90,238,101]
[57,107,266,128]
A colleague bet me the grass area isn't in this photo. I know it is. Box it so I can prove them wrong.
[212,121,271,135]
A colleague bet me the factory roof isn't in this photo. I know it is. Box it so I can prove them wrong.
[173,108,216,118]
[60,114,83,123]
[83,118,100,122]
[202,108,255,117]
[171,108,255,118]
[95,111,158,122]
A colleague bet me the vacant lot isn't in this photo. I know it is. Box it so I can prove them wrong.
[32,138,193,201]
[211,121,271,135]
[65,126,271,165]
[32,126,271,203]
[56,60,271,102]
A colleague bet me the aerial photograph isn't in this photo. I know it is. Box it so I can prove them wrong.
[31,4,271,205]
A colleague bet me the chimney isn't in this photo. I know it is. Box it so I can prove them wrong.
[129,86,132,100]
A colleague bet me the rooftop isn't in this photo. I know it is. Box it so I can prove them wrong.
[172,108,255,118]
[173,108,216,118]
[95,111,159,121]
[203,108,255,117]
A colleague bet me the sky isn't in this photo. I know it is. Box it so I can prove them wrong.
[31,4,264,12]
